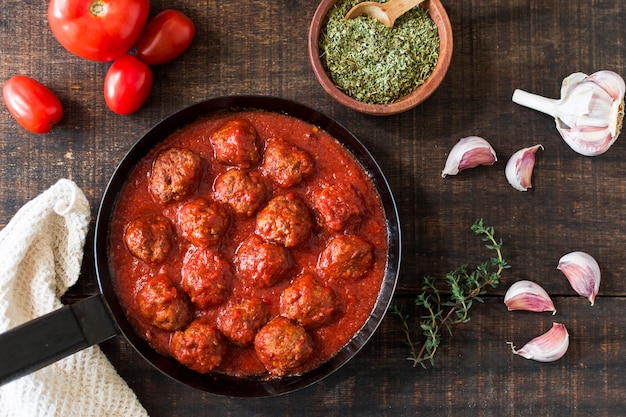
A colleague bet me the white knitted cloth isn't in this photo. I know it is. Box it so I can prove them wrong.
[0,179,148,417]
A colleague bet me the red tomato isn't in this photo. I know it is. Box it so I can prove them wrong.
[48,0,150,62]
[104,55,153,115]
[2,75,63,133]
[136,9,196,65]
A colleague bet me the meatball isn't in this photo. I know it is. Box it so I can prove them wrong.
[318,235,374,280]
[262,139,314,187]
[255,193,312,247]
[217,298,270,347]
[310,181,364,232]
[234,234,290,288]
[177,197,230,247]
[213,169,267,217]
[124,214,174,264]
[280,273,337,328]
[209,118,260,168]
[181,247,232,308]
[136,274,190,331]
[171,320,227,374]
[149,147,203,204]
[254,316,313,377]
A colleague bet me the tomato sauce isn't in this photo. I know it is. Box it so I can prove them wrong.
[108,110,389,378]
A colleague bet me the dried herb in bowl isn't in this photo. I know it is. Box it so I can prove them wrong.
[319,0,440,105]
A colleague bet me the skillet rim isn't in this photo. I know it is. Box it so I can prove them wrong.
[94,95,401,397]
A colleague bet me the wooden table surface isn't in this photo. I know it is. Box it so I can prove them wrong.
[2,0,626,415]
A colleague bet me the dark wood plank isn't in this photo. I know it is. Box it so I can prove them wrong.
[2,0,626,415]
[99,297,626,416]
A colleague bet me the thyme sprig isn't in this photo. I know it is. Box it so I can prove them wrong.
[390,219,509,367]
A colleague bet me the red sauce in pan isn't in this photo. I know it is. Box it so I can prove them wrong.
[108,110,388,378]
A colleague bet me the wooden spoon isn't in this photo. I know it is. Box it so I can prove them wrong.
[345,0,426,29]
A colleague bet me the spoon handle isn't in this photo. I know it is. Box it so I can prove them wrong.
[385,0,427,21]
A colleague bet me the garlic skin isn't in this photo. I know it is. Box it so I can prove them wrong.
[512,70,626,156]
[504,280,556,314]
[508,322,569,362]
[441,136,497,178]
[505,144,543,191]
[557,251,601,306]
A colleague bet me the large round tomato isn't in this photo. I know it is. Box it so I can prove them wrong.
[136,9,196,65]
[104,55,153,115]
[48,0,150,62]
[2,75,63,133]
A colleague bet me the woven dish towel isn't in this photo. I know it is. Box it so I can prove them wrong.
[0,179,148,417]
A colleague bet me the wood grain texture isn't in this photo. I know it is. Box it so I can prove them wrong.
[1,0,626,415]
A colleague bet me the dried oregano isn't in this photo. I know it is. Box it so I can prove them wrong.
[318,0,440,105]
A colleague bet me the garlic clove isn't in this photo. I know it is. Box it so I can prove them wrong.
[504,280,556,314]
[512,70,625,156]
[508,322,569,362]
[441,136,497,178]
[584,70,626,138]
[557,251,601,306]
[505,144,543,191]
[558,124,616,157]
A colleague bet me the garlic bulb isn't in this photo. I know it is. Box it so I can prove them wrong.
[504,280,556,314]
[512,70,625,156]
[441,136,497,178]
[505,144,543,191]
[508,322,569,362]
[557,251,601,306]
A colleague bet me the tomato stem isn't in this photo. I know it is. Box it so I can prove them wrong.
[89,0,106,17]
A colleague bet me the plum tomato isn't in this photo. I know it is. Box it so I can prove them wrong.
[104,55,153,115]
[48,0,150,62]
[136,9,196,65]
[2,75,63,134]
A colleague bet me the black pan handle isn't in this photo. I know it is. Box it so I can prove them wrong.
[0,294,119,386]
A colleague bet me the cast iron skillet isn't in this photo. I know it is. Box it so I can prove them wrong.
[0,96,401,397]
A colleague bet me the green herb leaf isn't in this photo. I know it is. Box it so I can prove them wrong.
[391,219,507,367]
[318,0,440,104]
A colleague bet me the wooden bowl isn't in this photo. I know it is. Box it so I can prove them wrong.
[308,0,453,116]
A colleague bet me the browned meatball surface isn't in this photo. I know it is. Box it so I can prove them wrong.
[280,273,337,328]
[170,321,227,374]
[254,316,313,377]
[149,147,203,204]
[213,168,267,217]
[177,197,230,248]
[318,235,374,280]
[136,274,190,331]
[217,298,270,347]
[124,214,174,264]
[209,118,260,168]
[310,181,364,232]
[234,234,290,288]
[262,139,315,187]
[181,247,232,308]
[255,193,312,247]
